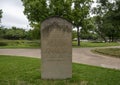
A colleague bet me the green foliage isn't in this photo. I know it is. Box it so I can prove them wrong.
[72,0,92,26]
[0,42,7,46]
[0,55,120,85]
[26,29,33,40]
[102,0,120,42]
[72,30,77,40]
[93,16,107,42]
[0,9,2,22]
[80,30,98,40]
[0,26,5,38]
[26,28,40,40]
[21,0,93,46]
[72,0,93,46]
[92,0,120,42]
[21,0,73,24]
[30,24,40,39]
[4,27,26,40]
[0,26,40,40]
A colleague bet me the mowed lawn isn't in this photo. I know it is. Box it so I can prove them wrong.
[0,40,120,48]
[0,40,40,48]
[93,48,120,58]
[0,55,120,85]
[72,41,120,47]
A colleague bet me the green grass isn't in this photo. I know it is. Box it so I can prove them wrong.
[0,40,120,48]
[72,41,120,47]
[0,55,120,85]
[0,40,40,49]
[93,48,120,58]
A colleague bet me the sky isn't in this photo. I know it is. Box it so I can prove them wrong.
[0,0,30,29]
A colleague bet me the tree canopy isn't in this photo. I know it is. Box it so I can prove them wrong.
[21,0,120,43]
[92,0,120,42]
[0,9,2,23]
[21,0,93,45]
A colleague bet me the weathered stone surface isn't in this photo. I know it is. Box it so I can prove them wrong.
[41,17,72,79]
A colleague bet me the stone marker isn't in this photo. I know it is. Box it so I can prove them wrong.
[41,16,72,79]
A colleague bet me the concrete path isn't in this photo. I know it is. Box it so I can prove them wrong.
[0,47,120,70]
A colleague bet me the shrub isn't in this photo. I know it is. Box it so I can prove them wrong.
[0,42,7,46]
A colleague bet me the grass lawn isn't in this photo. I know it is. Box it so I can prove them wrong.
[0,40,120,48]
[93,48,120,58]
[72,41,120,47]
[0,55,120,85]
[0,40,40,48]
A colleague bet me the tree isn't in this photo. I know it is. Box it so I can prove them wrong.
[21,0,93,46]
[93,0,120,42]
[92,0,110,42]
[4,27,26,40]
[26,29,33,40]
[93,16,107,42]
[72,0,93,46]
[29,23,41,39]
[26,28,40,40]
[103,0,120,42]
[0,9,3,24]
[0,26,5,39]
[31,28,40,39]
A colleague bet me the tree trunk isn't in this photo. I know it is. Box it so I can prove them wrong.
[77,27,80,46]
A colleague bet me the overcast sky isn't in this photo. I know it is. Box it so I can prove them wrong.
[0,0,30,29]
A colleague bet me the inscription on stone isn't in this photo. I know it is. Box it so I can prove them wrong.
[41,17,72,79]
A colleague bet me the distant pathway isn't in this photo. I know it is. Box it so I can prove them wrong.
[0,46,120,70]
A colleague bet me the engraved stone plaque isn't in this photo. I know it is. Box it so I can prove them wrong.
[41,17,72,79]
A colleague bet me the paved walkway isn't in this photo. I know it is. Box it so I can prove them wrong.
[0,47,120,70]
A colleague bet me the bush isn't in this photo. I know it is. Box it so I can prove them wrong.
[0,42,7,46]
